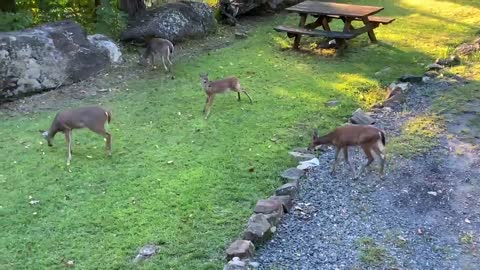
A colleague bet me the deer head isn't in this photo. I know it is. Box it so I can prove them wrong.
[39,130,53,147]
[199,73,209,89]
[307,130,319,151]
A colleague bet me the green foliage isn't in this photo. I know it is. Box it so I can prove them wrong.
[95,0,127,38]
[0,10,33,31]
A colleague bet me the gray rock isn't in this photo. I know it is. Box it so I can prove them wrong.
[350,108,375,125]
[424,70,440,78]
[399,74,423,83]
[235,31,248,39]
[133,244,159,263]
[426,63,444,71]
[224,257,248,270]
[288,151,316,161]
[87,34,122,64]
[0,20,112,102]
[120,1,216,43]
[275,181,299,197]
[243,214,273,243]
[226,240,255,260]
[325,100,339,107]
[254,199,283,214]
[280,168,305,181]
[388,82,412,92]
[269,195,294,213]
[435,55,461,67]
[263,208,284,226]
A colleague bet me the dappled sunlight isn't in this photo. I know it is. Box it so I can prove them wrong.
[333,73,384,108]
[388,115,444,157]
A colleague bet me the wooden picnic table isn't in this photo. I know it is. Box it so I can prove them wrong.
[274,1,395,50]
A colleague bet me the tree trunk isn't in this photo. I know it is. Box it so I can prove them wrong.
[119,0,146,17]
[0,0,16,12]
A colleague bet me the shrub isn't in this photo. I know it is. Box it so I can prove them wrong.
[0,10,34,31]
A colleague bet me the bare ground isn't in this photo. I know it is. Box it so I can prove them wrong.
[257,77,480,269]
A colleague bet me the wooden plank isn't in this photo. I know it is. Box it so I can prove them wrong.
[274,26,358,39]
[325,15,395,24]
[286,1,383,17]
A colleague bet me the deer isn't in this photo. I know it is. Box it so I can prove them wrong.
[39,106,112,166]
[199,73,253,119]
[307,124,386,179]
[139,37,174,72]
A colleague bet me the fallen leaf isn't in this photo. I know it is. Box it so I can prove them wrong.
[167,161,174,164]
[427,191,437,196]
[465,218,471,224]
[86,155,93,159]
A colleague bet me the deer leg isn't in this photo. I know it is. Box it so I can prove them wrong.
[330,147,341,175]
[89,125,112,157]
[150,54,155,69]
[355,145,375,179]
[161,56,169,72]
[343,147,356,176]
[372,146,386,178]
[237,92,241,101]
[203,96,209,113]
[242,89,253,103]
[205,95,215,119]
[65,130,72,165]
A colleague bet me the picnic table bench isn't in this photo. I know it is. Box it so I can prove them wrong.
[274,1,395,50]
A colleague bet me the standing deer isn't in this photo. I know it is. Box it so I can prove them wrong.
[199,73,253,119]
[307,125,386,179]
[140,37,174,72]
[39,106,112,165]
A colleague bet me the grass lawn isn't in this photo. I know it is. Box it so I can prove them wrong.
[1,0,480,269]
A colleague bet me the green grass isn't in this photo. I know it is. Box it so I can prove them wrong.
[356,237,394,267]
[2,1,480,269]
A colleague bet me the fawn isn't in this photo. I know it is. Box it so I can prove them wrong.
[308,125,386,179]
[199,73,253,119]
[39,106,112,165]
[140,37,174,72]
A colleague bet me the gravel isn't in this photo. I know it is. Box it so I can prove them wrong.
[256,78,480,270]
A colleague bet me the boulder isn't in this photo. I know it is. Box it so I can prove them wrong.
[87,34,122,64]
[275,181,299,197]
[120,1,216,43]
[398,74,423,83]
[243,214,273,243]
[224,257,248,270]
[269,195,293,213]
[226,240,255,260]
[350,108,375,125]
[254,199,284,225]
[435,55,461,67]
[288,151,316,161]
[0,20,115,102]
[426,63,444,71]
[280,168,304,181]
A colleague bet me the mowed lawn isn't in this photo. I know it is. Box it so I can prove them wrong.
[1,1,480,269]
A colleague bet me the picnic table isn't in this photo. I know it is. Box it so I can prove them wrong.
[274,1,395,50]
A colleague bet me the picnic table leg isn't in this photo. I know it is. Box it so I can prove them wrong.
[305,16,331,31]
[361,16,377,43]
[293,14,307,50]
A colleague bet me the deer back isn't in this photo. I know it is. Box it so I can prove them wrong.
[205,77,240,94]
[55,106,109,131]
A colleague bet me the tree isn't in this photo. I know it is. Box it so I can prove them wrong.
[119,0,146,17]
[0,0,16,12]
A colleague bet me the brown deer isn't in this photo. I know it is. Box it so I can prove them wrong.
[199,73,253,119]
[39,106,112,165]
[307,125,386,179]
[139,37,174,72]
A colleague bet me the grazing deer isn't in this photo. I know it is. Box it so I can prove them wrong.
[140,37,174,72]
[39,106,112,165]
[307,125,386,179]
[199,73,253,119]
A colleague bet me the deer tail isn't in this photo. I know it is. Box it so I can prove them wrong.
[105,110,112,124]
[380,131,386,146]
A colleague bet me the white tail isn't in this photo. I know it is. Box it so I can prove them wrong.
[199,73,253,119]
[39,106,112,165]
[308,125,386,179]
[140,37,174,72]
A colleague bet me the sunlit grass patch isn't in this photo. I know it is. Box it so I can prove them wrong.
[388,115,443,157]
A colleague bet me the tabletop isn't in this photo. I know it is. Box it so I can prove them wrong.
[286,1,384,17]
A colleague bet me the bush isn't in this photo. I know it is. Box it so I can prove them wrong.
[0,10,33,31]
[95,0,128,38]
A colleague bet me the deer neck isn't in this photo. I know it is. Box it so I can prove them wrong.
[314,133,334,146]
